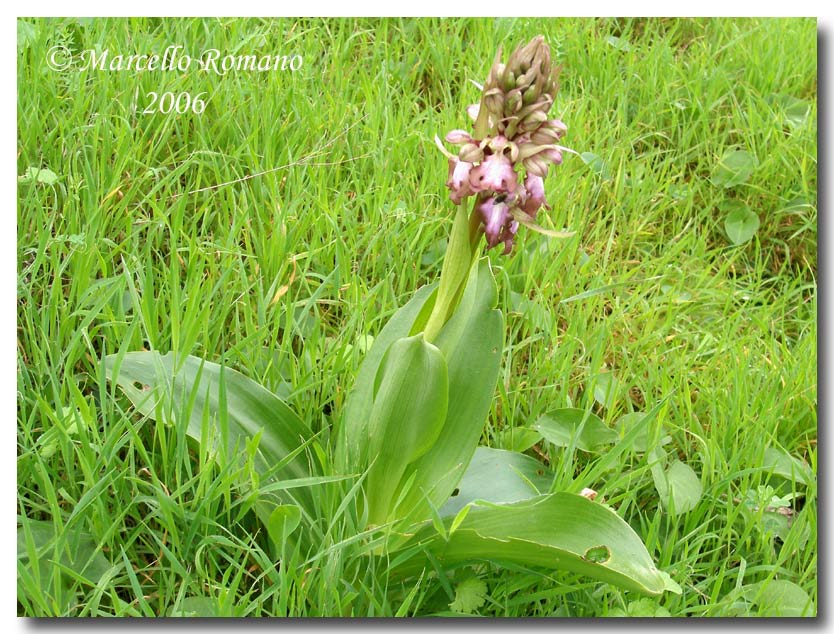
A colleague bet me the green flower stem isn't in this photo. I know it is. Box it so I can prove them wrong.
[423,202,482,343]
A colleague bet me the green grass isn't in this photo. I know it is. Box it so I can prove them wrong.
[17,17,816,617]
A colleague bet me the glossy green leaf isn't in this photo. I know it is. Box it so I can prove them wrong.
[614,412,671,453]
[763,446,814,486]
[711,150,758,188]
[337,284,436,472]
[450,575,487,614]
[722,200,760,245]
[742,580,815,616]
[168,597,220,617]
[401,260,503,521]
[534,408,618,453]
[495,426,542,452]
[398,493,679,596]
[651,455,703,514]
[593,372,620,409]
[18,519,112,588]
[440,447,552,517]
[365,334,449,524]
[340,260,502,529]
[104,352,316,513]
[768,93,811,129]
[19,165,59,185]
[268,504,302,547]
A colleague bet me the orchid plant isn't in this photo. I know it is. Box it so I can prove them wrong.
[105,37,680,605]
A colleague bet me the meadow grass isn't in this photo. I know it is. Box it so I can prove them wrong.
[17,17,816,616]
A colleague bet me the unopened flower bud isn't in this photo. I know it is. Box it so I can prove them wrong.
[483,87,505,118]
[487,62,505,88]
[530,126,561,145]
[459,143,483,163]
[508,36,546,76]
[505,89,523,115]
[545,118,568,135]
[523,154,550,178]
[519,110,548,132]
[522,85,540,105]
[544,147,563,165]
[445,129,473,144]
[515,66,538,92]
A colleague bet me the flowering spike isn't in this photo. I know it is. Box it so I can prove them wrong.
[438,36,573,254]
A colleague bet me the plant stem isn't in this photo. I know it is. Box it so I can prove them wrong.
[422,202,482,343]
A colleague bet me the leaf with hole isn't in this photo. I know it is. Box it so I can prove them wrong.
[104,352,318,517]
[397,493,679,596]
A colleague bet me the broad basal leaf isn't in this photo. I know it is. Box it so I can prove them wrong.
[400,260,503,521]
[365,335,449,524]
[396,493,679,596]
[440,446,552,517]
[104,352,317,513]
[336,284,437,472]
[340,260,503,529]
